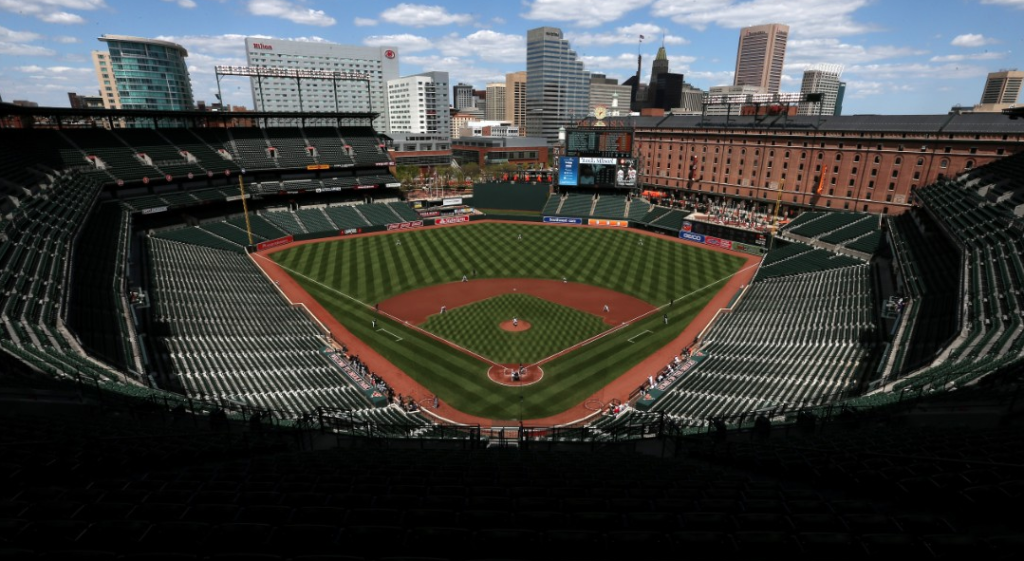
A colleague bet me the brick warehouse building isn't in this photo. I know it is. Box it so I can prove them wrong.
[580,112,1024,216]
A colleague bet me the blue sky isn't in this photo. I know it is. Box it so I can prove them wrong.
[1,0,1022,114]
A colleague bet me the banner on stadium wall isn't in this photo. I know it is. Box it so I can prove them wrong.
[543,216,583,225]
[679,232,705,243]
[141,206,168,215]
[436,215,470,226]
[442,197,463,206]
[325,351,389,406]
[419,210,441,218]
[340,228,362,236]
[257,235,293,251]
[387,220,423,231]
[682,220,692,232]
[225,194,251,202]
[704,236,733,250]
[355,185,377,190]
[587,219,628,227]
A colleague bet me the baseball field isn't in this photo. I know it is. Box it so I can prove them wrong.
[268,221,748,421]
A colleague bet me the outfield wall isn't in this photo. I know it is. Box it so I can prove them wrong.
[472,182,551,212]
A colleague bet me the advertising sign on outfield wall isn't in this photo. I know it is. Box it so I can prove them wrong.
[340,228,362,236]
[679,232,705,243]
[543,216,583,225]
[587,219,629,227]
[141,206,168,215]
[704,236,733,250]
[442,197,463,206]
[435,215,470,226]
[387,220,423,231]
[257,235,293,251]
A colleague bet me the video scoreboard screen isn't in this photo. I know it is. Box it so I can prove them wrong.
[557,157,636,187]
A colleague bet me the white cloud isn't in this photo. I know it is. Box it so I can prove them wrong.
[40,11,85,23]
[950,33,996,47]
[354,17,377,26]
[652,0,877,37]
[436,30,525,63]
[981,0,1024,7]
[930,51,1007,62]
[379,3,474,27]
[54,35,80,43]
[521,0,654,27]
[14,64,92,75]
[161,0,197,8]
[0,0,106,23]
[363,33,433,53]
[247,0,336,27]
[0,25,42,43]
[786,38,927,67]
[568,23,688,47]
[0,42,55,55]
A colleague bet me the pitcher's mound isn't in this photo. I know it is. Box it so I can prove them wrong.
[487,364,544,386]
[499,319,531,332]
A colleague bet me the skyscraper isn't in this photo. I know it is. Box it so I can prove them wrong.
[387,71,450,135]
[93,35,194,111]
[505,71,527,135]
[525,27,590,145]
[733,23,789,94]
[979,70,1023,105]
[797,64,844,116]
[244,37,398,132]
[453,83,475,110]
[485,83,506,121]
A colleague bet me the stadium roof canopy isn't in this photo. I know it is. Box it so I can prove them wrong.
[585,112,1024,134]
[0,102,379,129]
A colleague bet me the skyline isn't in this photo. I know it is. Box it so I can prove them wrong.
[1,0,1022,115]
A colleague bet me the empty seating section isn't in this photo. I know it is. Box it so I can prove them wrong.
[652,265,877,425]
[541,194,561,215]
[819,215,879,245]
[153,227,246,253]
[557,193,593,216]
[114,129,206,178]
[200,221,264,246]
[756,247,863,281]
[759,241,813,268]
[261,210,306,235]
[263,127,315,169]
[304,126,356,166]
[325,205,371,230]
[388,201,420,221]
[359,203,403,226]
[226,128,276,170]
[158,128,241,173]
[649,208,688,231]
[342,127,391,165]
[845,229,883,254]
[627,198,653,222]
[592,194,627,218]
[227,214,288,241]
[66,203,138,372]
[886,211,961,375]
[885,154,1024,389]
[146,238,373,415]
[61,129,155,182]
[788,212,869,239]
[294,207,338,233]
[639,206,670,226]
[0,172,127,383]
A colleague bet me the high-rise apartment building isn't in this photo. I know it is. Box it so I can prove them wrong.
[92,35,194,111]
[797,64,844,116]
[525,27,590,145]
[505,71,527,135]
[733,23,789,94]
[589,74,631,116]
[485,83,506,121]
[244,37,398,131]
[387,71,450,135]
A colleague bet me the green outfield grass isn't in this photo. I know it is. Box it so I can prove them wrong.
[271,221,748,420]
[421,293,608,364]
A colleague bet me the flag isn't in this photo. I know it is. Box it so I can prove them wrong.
[639,35,645,40]
[816,172,825,195]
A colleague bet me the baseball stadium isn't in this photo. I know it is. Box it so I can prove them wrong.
[1,102,1024,559]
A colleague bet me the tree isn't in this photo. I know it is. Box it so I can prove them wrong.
[394,165,418,192]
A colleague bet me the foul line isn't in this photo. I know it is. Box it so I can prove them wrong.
[251,252,502,368]
[628,330,652,343]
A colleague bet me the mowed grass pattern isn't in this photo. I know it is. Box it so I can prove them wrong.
[422,294,608,364]
[271,222,749,420]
